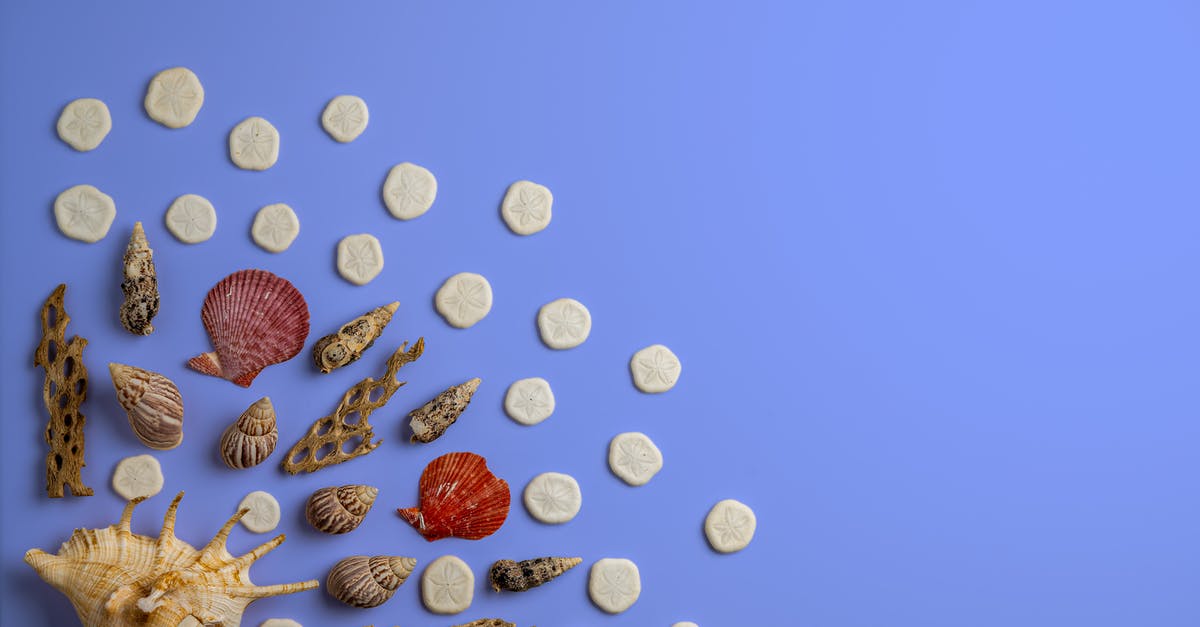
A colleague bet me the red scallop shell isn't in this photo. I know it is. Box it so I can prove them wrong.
[397,452,510,541]
[187,269,310,387]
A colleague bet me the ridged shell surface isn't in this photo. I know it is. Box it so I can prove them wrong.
[219,397,278,469]
[305,485,378,534]
[312,302,398,373]
[326,555,416,608]
[109,363,183,450]
[396,452,510,541]
[119,222,159,336]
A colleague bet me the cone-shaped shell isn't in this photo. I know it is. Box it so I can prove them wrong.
[326,555,416,608]
[109,363,184,450]
[397,452,510,541]
[305,485,378,534]
[220,397,278,469]
[409,377,481,443]
[187,269,310,387]
[452,620,516,627]
[24,492,318,627]
[489,557,582,592]
[120,222,159,336]
[312,302,399,373]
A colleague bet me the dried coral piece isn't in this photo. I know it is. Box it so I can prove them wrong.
[312,301,399,373]
[34,285,93,498]
[489,557,581,592]
[282,339,424,474]
[396,452,510,542]
[306,485,378,534]
[326,555,415,608]
[109,363,185,450]
[24,492,318,627]
[120,221,160,335]
[409,378,480,443]
[188,269,310,387]
[452,619,517,627]
[220,397,278,469]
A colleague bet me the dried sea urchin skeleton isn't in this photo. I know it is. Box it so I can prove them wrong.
[24,492,318,627]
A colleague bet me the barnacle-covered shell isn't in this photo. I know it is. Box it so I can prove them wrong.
[409,378,480,443]
[187,269,310,387]
[120,222,160,336]
[24,492,318,627]
[326,555,416,608]
[109,363,184,450]
[312,301,399,373]
[305,485,378,534]
[397,452,510,541]
[219,397,278,469]
[489,557,582,592]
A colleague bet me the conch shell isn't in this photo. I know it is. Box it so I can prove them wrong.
[326,555,416,608]
[489,557,582,592]
[109,363,184,450]
[312,301,399,373]
[119,221,159,336]
[219,397,278,469]
[24,492,318,627]
[305,485,378,534]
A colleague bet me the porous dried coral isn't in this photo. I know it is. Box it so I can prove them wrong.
[34,284,93,498]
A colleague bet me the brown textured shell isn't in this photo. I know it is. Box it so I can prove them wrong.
[452,620,517,627]
[489,557,582,592]
[120,222,160,336]
[219,397,278,469]
[34,284,93,498]
[326,555,416,608]
[109,363,184,450]
[305,485,378,534]
[408,377,480,443]
[312,301,399,373]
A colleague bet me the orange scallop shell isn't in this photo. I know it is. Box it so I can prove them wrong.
[397,452,510,542]
[187,269,310,387]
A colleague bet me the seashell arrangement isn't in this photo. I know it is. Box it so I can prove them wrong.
[409,377,481,443]
[326,555,416,608]
[109,362,184,450]
[187,269,310,387]
[24,492,318,627]
[397,451,510,542]
[283,339,424,474]
[305,484,378,534]
[34,284,93,498]
[312,301,399,373]
[219,397,278,469]
[489,557,582,592]
[119,221,160,336]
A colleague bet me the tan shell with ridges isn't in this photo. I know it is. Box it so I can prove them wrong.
[109,363,184,450]
[220,397,278,469]
[326,555,416,608]
[305,485,378,534]
[312,302,399,373]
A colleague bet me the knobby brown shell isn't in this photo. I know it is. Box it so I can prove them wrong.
[409,377,480,443]
[119,222,160,336]
[489,556,582,592]
[312,301,399,373]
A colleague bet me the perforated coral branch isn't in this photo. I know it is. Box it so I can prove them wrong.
[34,284,93,498]
[282,338,424,474]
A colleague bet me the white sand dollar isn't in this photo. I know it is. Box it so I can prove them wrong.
[252,203,300,253]
[145,67,204,128]
[608,432,663,487]
[501,180,552,235]
[421,555,474,615]
[337,234,384,285]
[57,98,111,151]
[321,95,368,142]
[111,454,163,500]
[673,623,699,627]
[54,184,116,243]
[238,490,281,533]
[229,116,279,170]
[260,620,302,627]
[589,558,641,614]
[382,162,437,220]
[165,194,216,244]
[630,344,681,393]
[537,298,591,349]
[704,499,757,553]
[504,377,555,425]
[524,472,581,524]
[435,272,493,328]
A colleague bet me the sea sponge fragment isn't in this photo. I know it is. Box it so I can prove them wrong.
[34,284,93,498]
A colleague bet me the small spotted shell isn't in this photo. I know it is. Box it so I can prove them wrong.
[305,484,378,534]
[219,397,278,469]
[326,555,416,608]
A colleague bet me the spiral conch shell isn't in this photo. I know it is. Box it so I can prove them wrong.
[219,397,278,469]
[24,492,318,627]
[326,555,416,608]
[109,363,184,450]
[305,485,378,534]
[312,301,399,373]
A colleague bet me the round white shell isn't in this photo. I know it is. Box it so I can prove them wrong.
[54,184,116,243]
[704,498,757,553]
[537,298,591,349]
[229,116,280,170]
[523,471,581,524]
[260,620,302,627]
[144,67,204,128]
[382,162,437,220]
[435,272,493,328]
[673,623,700,627]
[630,344,682,393]
[321,95,369,143]
[504,377,555,426]
[111,454,163,500]
[238,490,281,533]
[608,432,663,487]
[165,194,217,244]
[421,555,474,615]
[500,180,553,235]
[57,98,111,151]
[588,558,641,614]
[337,233,384,285]
[252,203,300,253]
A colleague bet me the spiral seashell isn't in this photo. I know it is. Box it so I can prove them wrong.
[305,485,378,534]
[219,397,278,469]
[109,363,184,450]
[119,221,159,336]
[489,556,582,592]
[409,378,481,444]
[326,555,416,608]
[451,620,516,627]
[312,301,399,373]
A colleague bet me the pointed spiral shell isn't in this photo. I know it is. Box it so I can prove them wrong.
[326,555,416,608]
[219,397,278,469]
[305,485,378,534]
[109,363,184,450]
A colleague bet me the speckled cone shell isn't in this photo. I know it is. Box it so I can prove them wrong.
[312,302,399,373]
[120,222,160,336]
[489,557,582,592]
[188,269,310,387]
[109,363,184,450]
[397,451,510,541]
[409,377,481,443]
[23,492,318,627]
[305,485,378,534]
[326,555,416,608]
[219,397,278,469]
[452,620,516,627]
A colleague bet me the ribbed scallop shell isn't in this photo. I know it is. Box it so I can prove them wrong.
[396,452,510,541]
[187,269,310,387]
[109,363,184,450]
[312,301,399,373]
[305,485,378,534]
[219,397,278,469]
[326,555,416,608]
